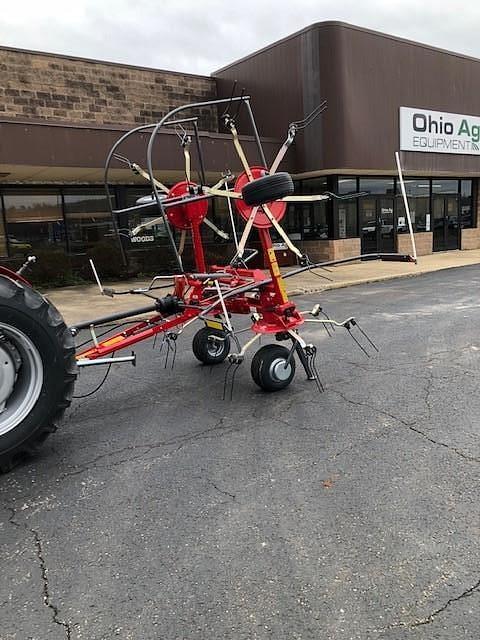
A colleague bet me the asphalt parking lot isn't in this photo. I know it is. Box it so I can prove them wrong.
[2,266,480,640]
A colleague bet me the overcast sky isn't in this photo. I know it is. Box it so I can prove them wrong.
[1,0,480,75]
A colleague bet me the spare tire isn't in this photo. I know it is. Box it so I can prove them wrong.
[241,172,294,206]
[0,275,77,472]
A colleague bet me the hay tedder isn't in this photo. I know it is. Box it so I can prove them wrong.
[0,95,415,471]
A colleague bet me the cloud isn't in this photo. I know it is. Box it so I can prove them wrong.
[1,0,480,74]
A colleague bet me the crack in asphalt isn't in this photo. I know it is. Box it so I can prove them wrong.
[206,479,236,500]
[386,576,480,630]
[7,507,72,639]
[423,366,434,422]
[56,415,260,480]
[331,390,480,465]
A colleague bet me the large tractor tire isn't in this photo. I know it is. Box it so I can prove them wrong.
[0,275,77,472]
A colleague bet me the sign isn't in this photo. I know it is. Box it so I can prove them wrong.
[400,107,480,155]
[426,214,431,231]
[131,235,154,243]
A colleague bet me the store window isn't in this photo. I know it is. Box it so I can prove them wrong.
[0,202,7,256]
[63,189,114,254]
[122,187,176,249]
[295,178,331,240]
[338,178,357,195]
[283,181,303,239]
[395,179,430,233]
[3,190,64,256]
[283,201,302,240]
[359,178,395,196]
[460,180,473,228]
[431,179,458,194]
[337,177,358,238]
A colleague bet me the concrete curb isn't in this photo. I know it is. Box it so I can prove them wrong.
[286,260,480,297]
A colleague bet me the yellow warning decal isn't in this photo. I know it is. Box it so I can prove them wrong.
[102,335,127,347]
[205,319,224,331]
[267,248,281,277]
[277,276,288,303]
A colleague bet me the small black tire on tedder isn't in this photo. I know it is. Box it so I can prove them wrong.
[251,344,296,392]
[0,275,77,472]
[192,327,231,365]
[241,172,294,206]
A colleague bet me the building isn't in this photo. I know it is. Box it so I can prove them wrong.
[1,21,480,277]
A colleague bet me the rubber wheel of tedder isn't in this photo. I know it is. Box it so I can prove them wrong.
[192,327,231,365]
[0,276,77,472]
[241,172,294,206]
[251,344,296,392]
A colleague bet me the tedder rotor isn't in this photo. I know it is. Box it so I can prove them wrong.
[0,94,415,470]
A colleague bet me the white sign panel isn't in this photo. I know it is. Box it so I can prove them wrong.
[400,107,480,155]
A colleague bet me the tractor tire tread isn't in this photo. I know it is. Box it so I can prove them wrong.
[0,275,77,472]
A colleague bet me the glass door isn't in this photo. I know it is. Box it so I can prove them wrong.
[378,198,395,253]
[433,195,460,252]
[359,197,377,253]
[446,195,459,250]
[433,197,445,252]
[359,197,395,253]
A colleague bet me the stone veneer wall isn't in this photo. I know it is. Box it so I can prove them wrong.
[397,232,432,256]
[0,47,218,130]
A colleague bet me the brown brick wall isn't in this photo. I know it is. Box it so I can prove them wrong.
[459,178,480,249]
[461,228,480,250]
[0,47,218,130]
[397,232,432,256]
[299,238,361,262]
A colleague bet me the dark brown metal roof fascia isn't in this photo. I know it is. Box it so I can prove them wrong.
[213,20,480,76]
[0,120,289,173]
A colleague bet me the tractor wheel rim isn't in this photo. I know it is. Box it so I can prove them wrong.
[270,357,292,382]
[0,323,43,437]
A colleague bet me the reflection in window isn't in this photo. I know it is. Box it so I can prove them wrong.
[396,179,430,233]
[337,177,358,238]
[0,208,6,257]
[431,179,458,194]
[3,191,64,256]
[303,201,328,240]
[284,202,302,240]
[338,178,357,195]
[338,200,358,238]
[460,180,473,228]
[359,178,395,196]
[64,190,114,253]
[125,187,170,249]
[286,177,331,240]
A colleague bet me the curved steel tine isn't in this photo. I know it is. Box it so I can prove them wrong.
[229,363,241,401]
[323,323,332,338]
[347,327,370,358]
[233,87,246,121]
[307,266,333,282]
[289,100,327,130]
[113,153,132,166]
[320,310,335,331]
[325,191,369,200]
[223,361,234,400]
[311,356,325,393]
[220,81,238,120]
[352,321,379,352]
